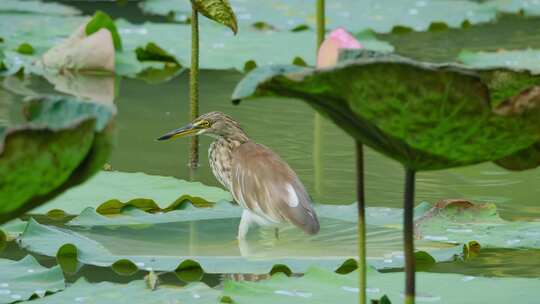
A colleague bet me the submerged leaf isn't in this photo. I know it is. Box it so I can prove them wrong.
[191,0,238,34]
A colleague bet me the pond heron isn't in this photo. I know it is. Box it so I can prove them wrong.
[158,111,320,239]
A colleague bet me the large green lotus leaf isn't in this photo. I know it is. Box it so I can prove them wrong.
[68,200,431,227]
[19,214,464,274]
[115,19,391,70]
[67,192,540,249]
[0,0,80,16]
[486,0,540,16]
[68,201,242,226]
[232,54,540,171]
[31,171,232,215]
[459,49,540,74]
[0,14,180,78]
[27,279,220,304]
[0,256,64,304]
[0,95,115,224]
[140,0,496,33]
[68,200,540,251]
[322,200,540,250]
[415,202,540,249]
[223,267,540,304]
[375,14,540,63]
[0,13,392,75]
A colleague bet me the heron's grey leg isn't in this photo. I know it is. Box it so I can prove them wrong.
[237,210,252,240]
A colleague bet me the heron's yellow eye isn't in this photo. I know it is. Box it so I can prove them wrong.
[198,120,211,128]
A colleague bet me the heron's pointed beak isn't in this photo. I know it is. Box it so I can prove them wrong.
[157,123,198,141]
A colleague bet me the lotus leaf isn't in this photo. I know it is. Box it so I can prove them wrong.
[0,94,115,224]
[223,266,540,304]
[459,49,540,74]
[31,171,232,215]
[140,0,497,33]
[232,53,540,171]
[0,13,393,76]
[0,256,64,304]
[19,214,465,275]
[27,278,220,304]
[486,0,540,16]
[378,14,540,63]
[67,200,540,250]
[0,0,80,16]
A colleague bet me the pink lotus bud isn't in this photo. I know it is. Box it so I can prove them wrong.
[317,27,363,68]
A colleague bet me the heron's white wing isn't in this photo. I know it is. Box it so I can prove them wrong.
[230,141,319,234]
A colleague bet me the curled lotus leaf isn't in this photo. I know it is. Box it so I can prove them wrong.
[232,51,540,171]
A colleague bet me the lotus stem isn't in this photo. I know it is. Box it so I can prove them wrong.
[189,6,199,169]
[313,0,325,196]
[404,169,416,304]
[316,0,325,47]
[356,141,366,304]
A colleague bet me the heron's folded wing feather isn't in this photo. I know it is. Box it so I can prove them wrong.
[231,142,320,234]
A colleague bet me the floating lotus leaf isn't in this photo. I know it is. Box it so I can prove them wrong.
[18,197,540,275]
[19,212,465,275]
[459,49,540,75]
[0,95,115,224]
[0,256,64,304]
[0,13,393,76]
[31,171,232,215]
[140,0,497,33]
[486,0,540,16]
[223,266,540,304]
[232,52,540,171]
[0,0,80,16]
[27,278,220,304]
[414,200,540,249]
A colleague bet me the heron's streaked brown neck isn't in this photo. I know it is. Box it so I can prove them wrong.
[208,122,249,190]
[211,118,250,144]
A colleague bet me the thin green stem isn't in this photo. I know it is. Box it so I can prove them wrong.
[404,169,416,304]
[316,0,325,47]
[313,115,322,196]
[189,6,199,169]
[313,0,325,197]
[356,141,366,304]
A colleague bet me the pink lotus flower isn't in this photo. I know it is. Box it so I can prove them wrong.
[317,27,363,68]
